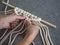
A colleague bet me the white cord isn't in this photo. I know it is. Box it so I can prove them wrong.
[0,29,8,40]
[4,0,9,15]
[31,42,35,45]
[0,21,23,45]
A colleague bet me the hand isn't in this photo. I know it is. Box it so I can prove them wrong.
[0,14,25,29]
[16,20,40,45]
[24,20,40,35]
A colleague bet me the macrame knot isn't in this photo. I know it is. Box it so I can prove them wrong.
[14,7,42,22]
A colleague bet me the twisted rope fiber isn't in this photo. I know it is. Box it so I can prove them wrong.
[0,9,54,45]
[0,0,54,45]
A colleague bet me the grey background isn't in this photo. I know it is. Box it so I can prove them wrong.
[0,0,60,45]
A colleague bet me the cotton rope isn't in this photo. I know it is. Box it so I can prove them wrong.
[0,0,54,45]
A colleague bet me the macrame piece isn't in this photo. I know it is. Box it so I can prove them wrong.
[14,7,54,45]
[0,1,55,45]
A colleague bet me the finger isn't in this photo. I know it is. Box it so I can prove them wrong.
[31,20,38,26]
[14,15,26,20]
[10,21,18,28]
[15,19,19,22]
[4,23,10,29]
[24,19,31,26]
[7,15,25,23]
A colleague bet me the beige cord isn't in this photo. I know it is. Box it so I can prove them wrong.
[39,21,54,45]
[8,32,12,45]
[0,29,8,40]
[8,21,23,45]
[0,21,23,45]
[8,21,25,45]
[31,42,35,45]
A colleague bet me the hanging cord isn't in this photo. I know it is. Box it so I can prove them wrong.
[31,42,35,45]
[0,21,23,45]
[8,21,25,45]
[39,21,53,45]
[4,0,9,15]
[0,29,8,40]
